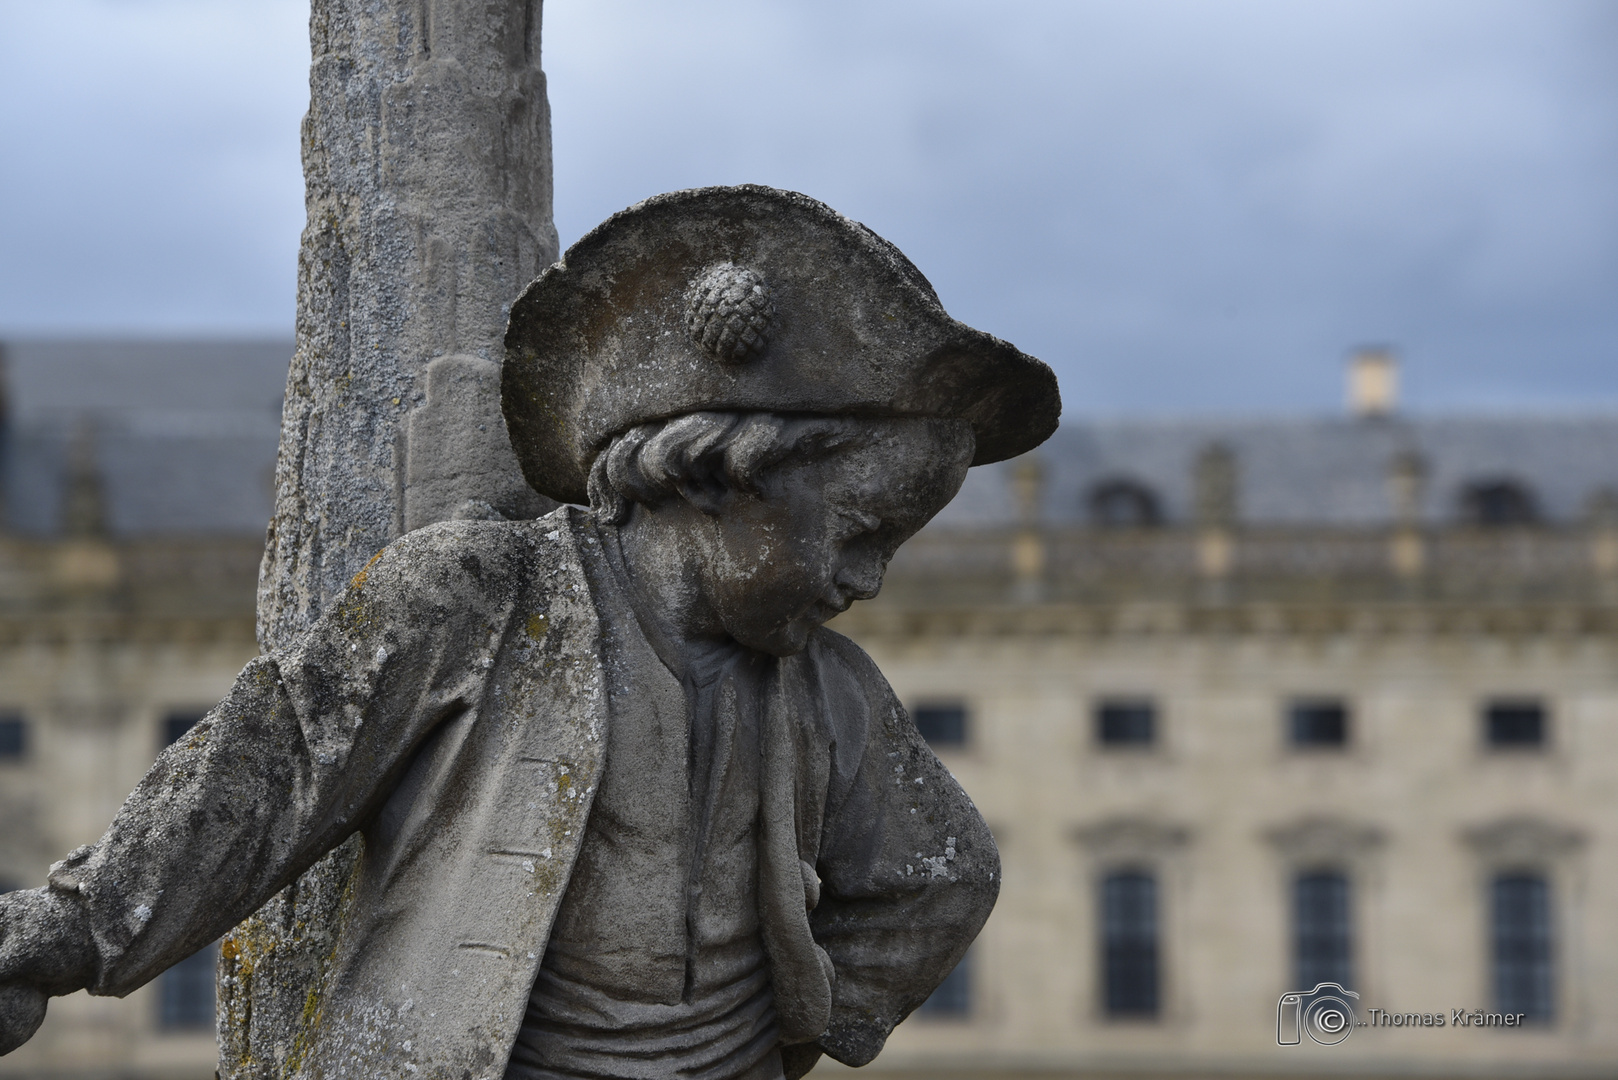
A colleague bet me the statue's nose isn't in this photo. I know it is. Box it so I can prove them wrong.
[835,566,882,602]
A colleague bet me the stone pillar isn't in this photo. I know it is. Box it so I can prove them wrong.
[1009,456,1046,603]
[1589,489,1618,591]
[1193,442,1237,580]
[222,3,557,1076]
[1387,450,1426,577]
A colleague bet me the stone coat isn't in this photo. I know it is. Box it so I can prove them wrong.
[47,508,999,1080]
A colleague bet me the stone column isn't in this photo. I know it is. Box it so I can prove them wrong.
[1193,442,1237,580]
[1386,450,1427,578]
[221,3,557,1075]
[1009,456,1047,603]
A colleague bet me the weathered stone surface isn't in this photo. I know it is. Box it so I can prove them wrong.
[405,354,552,529]
[233,2,557,1076]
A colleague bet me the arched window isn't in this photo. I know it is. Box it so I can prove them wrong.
[1460,480,1539,527]
[1088,479,1163,528]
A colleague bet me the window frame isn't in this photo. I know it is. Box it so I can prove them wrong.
[916,946,973,1020]
[158,941,219,1033]
[911,701,970,750]
[0,713,27,762]
[1483,699,1548,751]
[1292,869,1354,993]
[1095,698,1157,749]
[1460,479,1539,527]
[1087,478,1164,529]
[161,710,208,750]
[1491,871,1555,1023]
[1100,869,1161,1020]
[1286,698,1350,751]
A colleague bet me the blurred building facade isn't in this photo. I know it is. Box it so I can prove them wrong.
[0,342,1615,1079]
[834,356,1618,1079]
[0,340,286,1080]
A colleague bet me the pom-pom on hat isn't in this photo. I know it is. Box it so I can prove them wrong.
[502,185,1061,505]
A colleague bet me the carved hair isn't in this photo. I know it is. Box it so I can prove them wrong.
[586,412,861,525]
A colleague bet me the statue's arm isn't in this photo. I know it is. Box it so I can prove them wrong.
[0,522,531,1051]
[801,637,1001,1072]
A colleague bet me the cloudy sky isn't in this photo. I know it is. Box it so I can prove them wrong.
[1,0,1613,415]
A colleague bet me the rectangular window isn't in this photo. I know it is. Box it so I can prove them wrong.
[159,941,217,1031]
[1289,700,1348,748]
[918,948,971,1018]
[0,715,25,760]
[1102,871,1159,1018]
[1493,874,1553,1021]
[1486,701,1546,749]
[1294,871,1353,991]
[1096,700,1155,747]
[913,703,967,748]
[163,712,206,749]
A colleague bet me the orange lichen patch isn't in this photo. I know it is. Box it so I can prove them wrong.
[348,550,386,591]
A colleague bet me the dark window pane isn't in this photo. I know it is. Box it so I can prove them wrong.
[1089,480,1162,528]
[1462,480,1539,526]
[1289,701,1348,748]
[163,712,206,748]
[159,942,217,1031]
[1102,872,1159,1018]
[1294,871,1353,991]
[1486,702,1546,748]
[1493,874,1553,1021]
[1097,700,1155,747]
[919,949,971,1017]
[0,716,25,760]
[914,704,967,748]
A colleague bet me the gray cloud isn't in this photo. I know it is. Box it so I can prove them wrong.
[1,0,1613,415]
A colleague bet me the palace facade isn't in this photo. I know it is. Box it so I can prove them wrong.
[834,360,1618,1079]
[1,342,1616,1080]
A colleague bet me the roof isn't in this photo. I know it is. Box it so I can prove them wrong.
[3,339,1614,536]
[1,339,291,537]
[937,415,1618,528]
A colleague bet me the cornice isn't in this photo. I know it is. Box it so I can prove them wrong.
[832,599,1618,641]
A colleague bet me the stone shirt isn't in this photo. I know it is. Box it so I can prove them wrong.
[504,530,782,1080]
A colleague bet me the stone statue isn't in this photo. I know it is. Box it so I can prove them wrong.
[0,186,1060,1080]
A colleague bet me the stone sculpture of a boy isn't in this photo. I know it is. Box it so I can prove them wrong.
[0,186,1059,1080]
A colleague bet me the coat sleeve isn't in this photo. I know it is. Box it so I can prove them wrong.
[798,632,1000,1071]
[46,521,541,997]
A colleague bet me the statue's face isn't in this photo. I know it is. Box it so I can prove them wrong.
[699,418,974,656]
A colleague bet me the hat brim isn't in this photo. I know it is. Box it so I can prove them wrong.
[503,185,1061,505]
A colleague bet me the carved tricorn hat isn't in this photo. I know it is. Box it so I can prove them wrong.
[502,185,1061,505]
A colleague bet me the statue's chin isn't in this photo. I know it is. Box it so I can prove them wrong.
[727,616,820,658]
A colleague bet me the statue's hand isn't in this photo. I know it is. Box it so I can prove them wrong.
[0,888,96,1056]
[0,982,46,1055]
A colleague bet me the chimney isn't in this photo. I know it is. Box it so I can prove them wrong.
[1347,348,1397,418]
